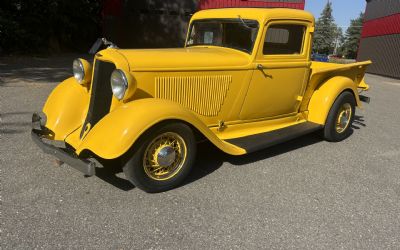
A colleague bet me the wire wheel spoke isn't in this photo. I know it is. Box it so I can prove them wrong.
[143,132,187,181]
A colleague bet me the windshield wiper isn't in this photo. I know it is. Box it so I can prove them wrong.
[237,15,253,29]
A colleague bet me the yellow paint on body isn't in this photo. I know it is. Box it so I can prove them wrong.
[41,8,372,159]
[43,77,89,140]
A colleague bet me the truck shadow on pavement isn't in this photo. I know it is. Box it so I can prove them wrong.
[184,132,324,186]
[352,115,366,130]
[95,161,136,191]
[95,131,326,192]
[186,115,367,186]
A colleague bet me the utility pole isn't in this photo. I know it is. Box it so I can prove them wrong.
[333,33,339,55]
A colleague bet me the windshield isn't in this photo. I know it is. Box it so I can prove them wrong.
[186,19,259,54]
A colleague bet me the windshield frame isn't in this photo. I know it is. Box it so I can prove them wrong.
[185,18,260,54]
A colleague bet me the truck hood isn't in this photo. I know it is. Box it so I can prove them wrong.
[115,47,252,71]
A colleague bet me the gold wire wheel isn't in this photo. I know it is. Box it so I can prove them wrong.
[335,103,352,133]
[143,132,187,181]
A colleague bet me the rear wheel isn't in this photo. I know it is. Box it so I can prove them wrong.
[122,122,197,193]
[323,91,356,142]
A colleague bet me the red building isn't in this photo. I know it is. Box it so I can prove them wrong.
[199,0,305,10]
[358,0,400,79]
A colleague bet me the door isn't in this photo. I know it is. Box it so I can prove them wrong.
[240,21,312,120]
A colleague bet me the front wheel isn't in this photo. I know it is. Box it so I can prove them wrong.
[123,122,197,193]
[323,91,356,142]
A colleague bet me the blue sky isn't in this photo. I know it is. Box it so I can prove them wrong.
[305,0,366,28]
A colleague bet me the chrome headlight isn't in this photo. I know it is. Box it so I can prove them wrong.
[72,58,92,85]
[110,69,137,101]
[111,69,128,100]
[73,59,85,83]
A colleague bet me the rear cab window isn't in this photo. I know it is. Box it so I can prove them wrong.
[263,24,306,56]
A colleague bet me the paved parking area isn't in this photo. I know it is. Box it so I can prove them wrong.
[1,56,400,249]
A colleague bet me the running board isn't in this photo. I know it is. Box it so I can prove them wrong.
[225,122,322,153]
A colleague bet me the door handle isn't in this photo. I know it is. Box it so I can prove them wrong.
[257,64,272,78]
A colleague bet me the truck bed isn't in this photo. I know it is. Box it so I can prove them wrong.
[298,60,372,112]
[310,61,372,77]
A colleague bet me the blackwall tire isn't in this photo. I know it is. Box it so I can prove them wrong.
[122,122,197,193]
[323,91,356,142]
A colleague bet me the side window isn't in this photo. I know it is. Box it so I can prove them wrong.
[263,24,305,55]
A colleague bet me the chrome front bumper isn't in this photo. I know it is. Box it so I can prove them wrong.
[31,113,96,177]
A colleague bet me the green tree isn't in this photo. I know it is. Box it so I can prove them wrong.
[313,1,337,55]
[0,0,102,54]
[342,12,364,59]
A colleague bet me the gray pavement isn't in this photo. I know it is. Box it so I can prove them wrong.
[1,56,400,249]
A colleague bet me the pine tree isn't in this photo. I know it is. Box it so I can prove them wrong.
[313,1,337,55]
[343,12,364,59]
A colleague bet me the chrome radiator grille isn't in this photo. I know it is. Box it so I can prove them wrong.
[80,60,115,138]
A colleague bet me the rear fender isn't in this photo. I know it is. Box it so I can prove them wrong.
[307,76,360,125]
[43,77,89,140]
[76,99,245,159]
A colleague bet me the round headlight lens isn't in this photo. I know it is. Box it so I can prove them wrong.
[73,59,85,83]
[111,69,128,100]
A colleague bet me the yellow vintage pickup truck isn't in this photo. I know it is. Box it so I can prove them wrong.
[32,8,371,192]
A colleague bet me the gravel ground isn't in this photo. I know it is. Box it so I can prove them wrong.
[1,56,400,249]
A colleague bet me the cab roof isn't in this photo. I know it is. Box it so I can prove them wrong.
[191,8,315,24]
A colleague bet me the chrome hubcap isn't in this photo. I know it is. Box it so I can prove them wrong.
[339,115,349,128]
[336,103,352,133]
[156,146,176,167]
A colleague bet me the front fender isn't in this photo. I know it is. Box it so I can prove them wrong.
[307,76,361,125]
[43,77,89,140]
[76,99,245,159]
